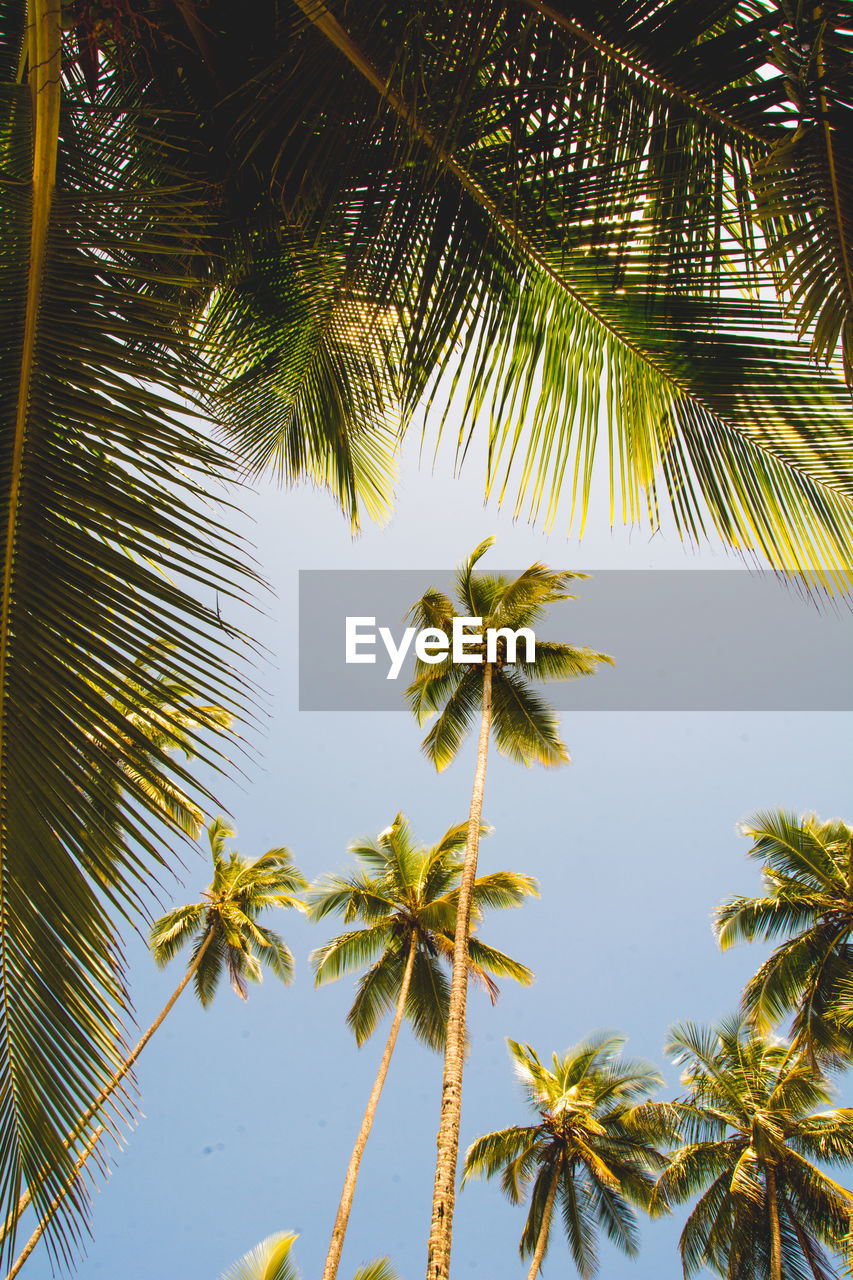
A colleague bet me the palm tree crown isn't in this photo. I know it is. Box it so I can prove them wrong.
[150,818,307,1005]
[309,812,537,1280]
[308,813,538,1048]
[407,537,610,770]
[715,810,853,1062]
[659,1016,853,1279]
[220,1231,399,1280]
[464,1035,669,1278]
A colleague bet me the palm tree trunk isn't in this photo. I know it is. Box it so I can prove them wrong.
[765,1163,782,1280]
[0,928,214,1247]
[525,1165,560,1280]
[426,663,492,1280]
[322,940,418,1280]
[5,1128,103,1280]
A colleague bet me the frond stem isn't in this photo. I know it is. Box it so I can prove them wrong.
[0,0,61,1249]
[516,0,773,146]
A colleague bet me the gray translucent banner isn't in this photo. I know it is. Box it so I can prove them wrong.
[298,570,853,711]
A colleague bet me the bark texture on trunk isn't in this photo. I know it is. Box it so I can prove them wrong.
[525,1164,561,1280]
[0,928,214,1246]
[322,941,418,1280]
[426,664,492,1280]
[765,1163,782,1280]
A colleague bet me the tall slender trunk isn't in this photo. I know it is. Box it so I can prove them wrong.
[765,1163,782,1280]
[322,940,418,1280]
[426,663,492,1280]
[525,1164,561,1280]
[5,1128,103,1280]
[0,928,214,1247]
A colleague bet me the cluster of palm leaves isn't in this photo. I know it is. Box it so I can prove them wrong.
[2,3,853,1274]
[458,811,853,1280]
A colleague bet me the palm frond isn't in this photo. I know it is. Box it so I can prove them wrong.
[310,927,391,987]
[220,1231,300,1280]
[490,670,569,767]
[201,245,401,529]
[347,949,405,1048]
[149,905,208,968]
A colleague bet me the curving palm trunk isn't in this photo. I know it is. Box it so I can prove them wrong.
[765,1163,782,1280]
[426,663,492,1280]
[323,940,418,1280]
[525,1165,561,1280]
[0,928,214,1249]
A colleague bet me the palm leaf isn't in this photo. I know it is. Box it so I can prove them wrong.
[0,9,255,1261]
[220,1232,300,1280]
[490,669,569,767]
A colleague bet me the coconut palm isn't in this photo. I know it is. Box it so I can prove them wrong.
[463,1035,670,1278]
[407,537,610,1276]
[3,817,305,1268]
[4,0,853,1259]
[659,1016,853,1280]
[715,810,853,1064]
[309,813,538,1280]
[220,1231,398,1280]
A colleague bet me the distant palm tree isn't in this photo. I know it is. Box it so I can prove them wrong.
[715,810,853,1064]
[3,818,305,1267]
[463,1035,670,1278]
[407,538,611,1278]
[658,1016,853,1280]
[309,813,538,1280]
[220,1232,398,1280]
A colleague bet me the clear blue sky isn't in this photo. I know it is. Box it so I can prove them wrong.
[26,419,853,1280]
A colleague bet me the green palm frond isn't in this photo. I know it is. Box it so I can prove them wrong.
[465,938,534,989]
[200,245,401,529]
[310,927,392,987]
[430,869,539,920]
[347,948,406,1048]
[0,7,260,1251]
[404,950,451,1051]
[715,809,853,1058]
[417,668,482,771]
[463,1126,540,1191]
[149,905,208,968]
[490,670,569,768]
[753,7,853,382]
[351,1260,400,1280]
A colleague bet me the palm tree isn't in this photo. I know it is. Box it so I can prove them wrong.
[658,1016,853,1280]
[220,1231,398,1280]
[4,1,853,1258]
[309,813,538,1280]
[715,810,853,1064]
[2,817,305,1268]
[463,1035,670,1278]
[407,537,610,1277]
